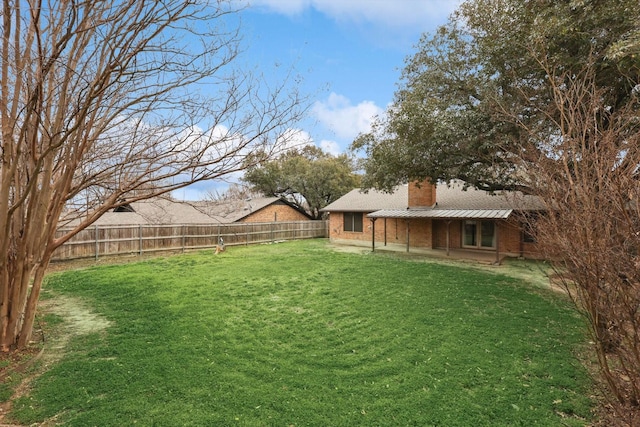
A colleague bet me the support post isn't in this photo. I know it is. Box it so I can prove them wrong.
[384,218,387,246]
[495,221,500,265]
[95,224,99,261]
[271,221,275,243]
[406,219,410,252]
[446,220,451,256]
[371,218,376,252]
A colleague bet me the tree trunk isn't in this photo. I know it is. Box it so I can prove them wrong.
[0,0,305,353]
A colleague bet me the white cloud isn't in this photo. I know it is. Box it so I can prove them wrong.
[173,187,211,201]
[312,92,383,141]
[319,139,341,156]
[274,128,314,155]
[247,0,307,15]
[247,0,461,29]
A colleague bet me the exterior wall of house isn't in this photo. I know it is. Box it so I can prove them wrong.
[501,219,524,255]
[240,203,310,223]
[379,217,408,245]
[328,215,436,249]
[328,212,373,243]
[432,218,541,258]
[328,214,542,258]
[432,220,462,250]
[406,218,433,248]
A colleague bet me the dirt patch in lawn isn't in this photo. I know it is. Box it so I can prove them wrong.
[0,296,111,426]
[39,295,112,351]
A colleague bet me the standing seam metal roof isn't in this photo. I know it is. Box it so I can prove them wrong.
[367,208,513,219]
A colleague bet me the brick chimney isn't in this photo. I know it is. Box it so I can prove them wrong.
[408,179,436,208]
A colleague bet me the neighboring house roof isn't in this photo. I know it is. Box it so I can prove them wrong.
[83,199,220,226]
[64,196,309,226]
[193,197,312,222]
[321,180,543,219]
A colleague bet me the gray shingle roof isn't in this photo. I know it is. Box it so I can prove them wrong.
[435,182,542,211]
[321,187,408,212]
[322,180,543,217]
[192,197,287,222]
[68,196,304,226]
[91,199,219,225]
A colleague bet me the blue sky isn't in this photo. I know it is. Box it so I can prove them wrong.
[177,0,461,199]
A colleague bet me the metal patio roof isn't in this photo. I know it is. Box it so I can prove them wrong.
[367,208,513,220]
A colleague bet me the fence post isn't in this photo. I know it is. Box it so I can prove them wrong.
[94,224,99,261]
[139,225,143,256]
[182,225,186,253]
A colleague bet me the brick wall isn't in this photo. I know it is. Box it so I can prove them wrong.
[500,219,523,254]
[328,214,437,249]
[408,180,436,207]
[327,211,543,258]
[240,202,311,223]
[433,220,462,249]
[432,218,541,257]
[405,218,433,247]
[370,217,417,247]
[328,212,373,242]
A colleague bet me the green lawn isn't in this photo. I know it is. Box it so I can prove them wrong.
[9,240,593,426]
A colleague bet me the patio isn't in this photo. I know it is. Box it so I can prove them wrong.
[328,239,509,264]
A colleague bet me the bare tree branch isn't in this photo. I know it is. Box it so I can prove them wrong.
[0,0,307,351]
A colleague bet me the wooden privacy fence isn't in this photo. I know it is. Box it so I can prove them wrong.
[52,220,328,261]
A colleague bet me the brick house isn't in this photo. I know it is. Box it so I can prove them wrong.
[321,180,543,262]
[78,196,312,226]
[195,197,312,223]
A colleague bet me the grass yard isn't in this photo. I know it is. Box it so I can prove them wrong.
[6,240,593,426]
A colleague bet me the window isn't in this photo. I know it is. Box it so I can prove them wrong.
[522,227,536,243]
[480,221,495,248]
[463,221,477,246]
[344,212,363,232]
[521,218,537,243]
[463,220,496,249]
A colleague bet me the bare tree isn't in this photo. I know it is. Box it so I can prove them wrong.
[513,57,640,424]
[206,183,262,202]
[0,0,306,351]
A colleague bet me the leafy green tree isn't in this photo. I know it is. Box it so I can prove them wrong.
[352,0,640,421]
[243,146,360,219]
[352,0,639,193]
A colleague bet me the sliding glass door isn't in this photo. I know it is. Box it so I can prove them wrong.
[463,220,496,249]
